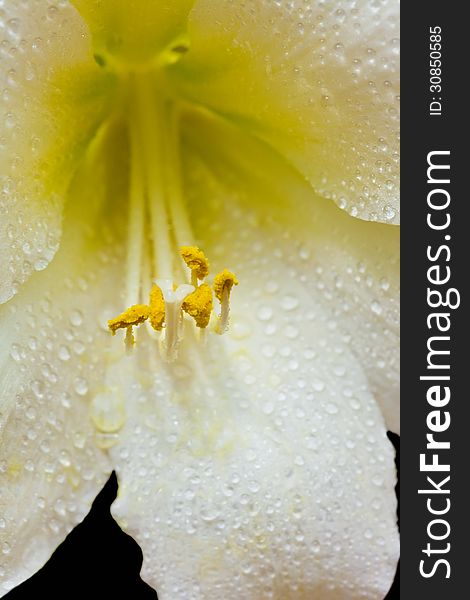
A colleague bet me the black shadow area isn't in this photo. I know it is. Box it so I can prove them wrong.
[5,472,157,599]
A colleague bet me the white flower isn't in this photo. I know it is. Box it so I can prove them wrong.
[0,1,399,598]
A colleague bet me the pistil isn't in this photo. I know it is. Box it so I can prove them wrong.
[158,280,194,362]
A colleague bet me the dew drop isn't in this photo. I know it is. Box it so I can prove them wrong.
[10,343,22,362]
[306,434,319,450]
[264,281,279,294]
[262,345,276,358]
[90,392,126,433]
[371,300,382,315]
[59,450,71,467]
[34,258,49,271]
[280,295,299,311]
[31,379,45,399]
[380,277,390,291]
[349,397,361,410]
[262,402,274,415]
[371,497,382,511]
[73,432,86,449]
[372,474,384,487]
[74,377,88,396]
[69,309,83,327]
[222,484,234,497]
[383,204,396,220]
[313,380,325,392]
[257,306,273,321]
[284,325,299,339]
[231,319,252,340]
[200,505,220,522]
[311,539,321,554]
[58,345,71,361]
[265,323,277,336]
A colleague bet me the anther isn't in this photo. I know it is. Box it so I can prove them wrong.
[214,270,238,334]
[182,283,213,328]
[180,246,210,286]
[108,248,238,355]
[108,304,150,334]
[149,284,165,331]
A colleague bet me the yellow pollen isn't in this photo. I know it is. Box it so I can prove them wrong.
[214,269,239,302]
[149,284,165,331]
[109,243,237,352]
[182,283,213,328]
[108,304,150,335]
[180,246,210,281]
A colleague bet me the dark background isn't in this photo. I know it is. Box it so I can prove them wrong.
[400,1,467,598]
[5,434,400,599]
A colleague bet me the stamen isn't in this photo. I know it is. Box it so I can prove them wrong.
[182,283,213,328]
[214,270,239,334]
[106,74,239,357]
[108,304,150,353]
[149,283,165,331]
[108,304,150,334]
[180,245,210,286]
[125,326,135,352]
[214,269,239,302]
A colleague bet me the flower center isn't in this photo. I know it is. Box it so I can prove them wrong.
[106,72,238,361]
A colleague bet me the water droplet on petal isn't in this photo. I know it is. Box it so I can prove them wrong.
[281,295,299,311]
[371,300,382,315]
[257,306,273,321]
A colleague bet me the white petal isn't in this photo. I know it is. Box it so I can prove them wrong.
[183,111,399,432]
[109,129,399,598]
[0,124,130,593]
[110,293,398,598]
[0,0,112,303]
[169,0,399,224]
